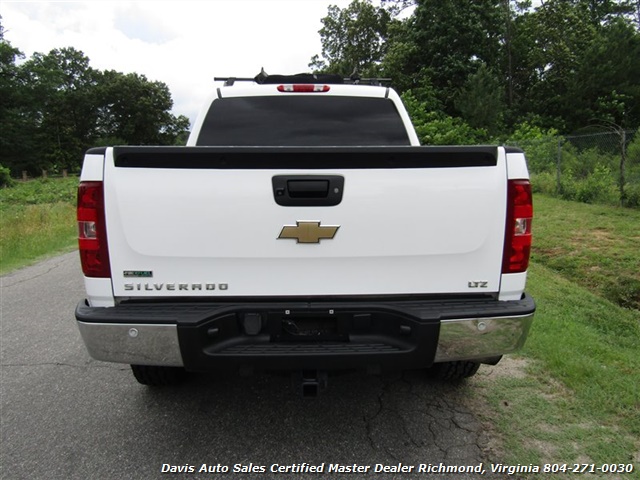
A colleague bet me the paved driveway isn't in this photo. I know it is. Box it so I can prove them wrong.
[1,253,500,480]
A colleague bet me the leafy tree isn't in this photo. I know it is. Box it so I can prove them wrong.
[308,0,640,139]
[95,70,189,145]
[380,0,417,16]
[407,0,507,115]
[0,18,31,174]
[507,1,640,131]
[573,0,638,27]
[19,47,99,173]
[377,15,424,94]
[2,47,190,175]
[1,15,190,174]
[454,63,505,135]
[309,0,391,76]
[523,1,597,130]
[568,18,640,129]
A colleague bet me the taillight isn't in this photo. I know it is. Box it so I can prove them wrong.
[277,84,330,93]
[502,179,533,274]
[77,181,111,277]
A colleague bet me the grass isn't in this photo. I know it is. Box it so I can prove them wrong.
[0,177,78,274]
[471,193,640,479]
[477,263,640,477]
[532,194,640,310]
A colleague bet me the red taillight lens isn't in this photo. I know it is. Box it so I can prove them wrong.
[78,181,111,278]
[277,84,330,93]
[502,179,533,274]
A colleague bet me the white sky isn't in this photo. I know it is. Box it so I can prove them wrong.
[0,0,356,125]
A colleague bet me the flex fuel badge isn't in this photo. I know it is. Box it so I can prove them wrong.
[123,271,153,278]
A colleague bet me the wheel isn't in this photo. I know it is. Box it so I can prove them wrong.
[426,361,481,381]
[130,365,186,386]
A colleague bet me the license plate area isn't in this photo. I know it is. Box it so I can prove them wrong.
[272,312,345,342]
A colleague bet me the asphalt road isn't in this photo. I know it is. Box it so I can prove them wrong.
[1,253,501,480]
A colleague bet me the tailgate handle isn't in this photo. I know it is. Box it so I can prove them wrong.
[287,180,329,198]
[272,175,344,207]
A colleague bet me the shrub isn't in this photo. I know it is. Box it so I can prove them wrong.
[558,168,578,201]
[506,122,560,174]
[624,183,640,207]
[0,164,14,188]
[573,164,615,204]
[401,90,488,145]
[561,145,618,180]
[530,171,557,195]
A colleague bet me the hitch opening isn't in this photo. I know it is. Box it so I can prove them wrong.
[294,370,328,398]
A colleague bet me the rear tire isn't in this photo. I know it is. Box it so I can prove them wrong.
[427,361,480,381]
[130,365,185,386]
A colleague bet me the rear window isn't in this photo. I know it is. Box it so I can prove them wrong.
[196,96,410,146]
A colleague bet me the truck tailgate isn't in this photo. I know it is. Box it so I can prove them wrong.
[103,146,507,298]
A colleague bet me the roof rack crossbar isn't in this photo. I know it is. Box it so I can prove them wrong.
[214,75,393,87]
[214,77,256,86]
[343,77,392,86]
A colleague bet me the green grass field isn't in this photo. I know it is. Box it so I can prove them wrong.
[473,263,640,478]
[532,195,640,310]
[1,179,639,477]
[473,195,640,479]
[0,177,78,274]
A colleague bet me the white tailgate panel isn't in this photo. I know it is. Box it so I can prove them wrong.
[104,151,507,297]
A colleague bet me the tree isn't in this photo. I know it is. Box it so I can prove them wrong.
[0,18,190,174]
[377,15,424,94]
[308,0,640,140]
[19,47,99,173]
[568,17,640,130]
[573,0,638,27]
[538,1,597,126]
[380,0,417,16]
[0,18,30,173]
[454,64,505,135]
[95,70,189,145]
[309,0,391,76]
[507,0,640,131]
[407,0,507,115]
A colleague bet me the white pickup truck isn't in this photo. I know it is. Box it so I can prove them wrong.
[75,72,535,395]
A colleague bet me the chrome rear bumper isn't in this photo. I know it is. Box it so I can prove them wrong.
[435,314,534,362]
[77,321,184,367]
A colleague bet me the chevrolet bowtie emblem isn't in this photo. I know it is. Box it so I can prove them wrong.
[278,221,340,244]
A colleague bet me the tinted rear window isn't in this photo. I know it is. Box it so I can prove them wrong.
[196,96,410,146]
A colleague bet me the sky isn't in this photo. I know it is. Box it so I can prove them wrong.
[0,0,356,125]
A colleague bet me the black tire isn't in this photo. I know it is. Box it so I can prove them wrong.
[130,365,186,386]
[427,361,481,381]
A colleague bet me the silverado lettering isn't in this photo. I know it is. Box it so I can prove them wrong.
[124,283,228,291]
